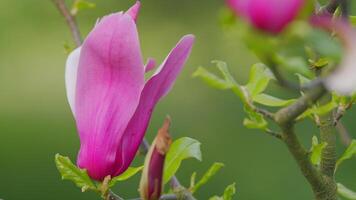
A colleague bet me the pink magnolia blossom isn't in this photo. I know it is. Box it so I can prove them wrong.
[65,2,195,180]
[227,0,304,34]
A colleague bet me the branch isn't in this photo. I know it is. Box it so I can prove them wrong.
[52,0,82,46]
[274,83,326,125]
[319,116,337,178]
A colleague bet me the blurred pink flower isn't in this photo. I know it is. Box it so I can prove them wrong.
[226,0,304,34]
[64,2,195,180]
[311,16,356,95]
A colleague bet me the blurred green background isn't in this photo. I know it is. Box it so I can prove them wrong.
[0,0,356,199]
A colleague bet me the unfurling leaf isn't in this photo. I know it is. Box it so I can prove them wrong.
[193,67,232,90]
[243,106,267,130]
[337,183,356,199]
[209,183,236,200]
[253,93,295,107]
[109,166,144,187]
[246,63,274,98]
[54,154,97,192]
[190,162,224,193]
[336,140,356,170]
[164,137,202,184]
[71,0,96,15]
[310,136,327,165]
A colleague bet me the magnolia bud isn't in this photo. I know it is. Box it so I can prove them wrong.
[227,0,304,34]
[140,117,172,200]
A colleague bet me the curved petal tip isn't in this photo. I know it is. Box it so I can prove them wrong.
[126,1,141,22]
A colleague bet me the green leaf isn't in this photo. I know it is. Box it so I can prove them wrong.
[191,162,224,193]
[246,63,274,98]
[350,16,356,27]
[338,183,356,200]
[164,137,202,184]
[336,140,356,169]
[243,106,267,130]
[298,101,338,120]
[193,67,232,90]
[55,154,97,192]
[312,58,329,68]
[109,166,143,187]
[209,183,236,200]
[305,29,342,61]
[273,54,311,77]
[253,93,295,107]
[212,60,249,104]
[295,73,311,86]
[223,183,236,200]
[190,172,197,189]
[71,0,96,15]
[310,136,327,165]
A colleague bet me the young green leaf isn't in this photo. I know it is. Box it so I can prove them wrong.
[190,172,197,189]
[108,166,144,187]
[336,140,356,170]
[253,93,295,107]
[71,0,96,15]
[273,55,311,77]
[193,67,232,90]
[54,154,97,192]
[243,106,268,130]
[163,137,202,184]
[191,162,224,193]
[310,136,327,165]
[211,60,249,104]
[246,63,274,98]
[298,101,338,120]
[223,183,236,200]
[337,183,356,200]
[209,183,236,200]
[350,16,356,27]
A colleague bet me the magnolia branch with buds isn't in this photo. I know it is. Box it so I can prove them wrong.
[52,1,195,199]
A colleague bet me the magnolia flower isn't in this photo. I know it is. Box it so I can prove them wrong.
[65,2,195,180]
[139,117,172,200]
[226,0,304,34]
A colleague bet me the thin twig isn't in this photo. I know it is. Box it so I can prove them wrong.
[52,0,82,46]
[336,121,352,146]
[265,129,282,140]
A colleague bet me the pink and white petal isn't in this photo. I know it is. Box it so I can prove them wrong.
[145,58,156,73]
[114,35,195,175]
[65,47,81,116]
[75,13,145,180]
[324,43,356,95]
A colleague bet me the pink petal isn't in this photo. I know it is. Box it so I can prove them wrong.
[145,58,156,72]
[75,12,145,180]
[248,0,304,33]
[114,35,195,175]
[126,1,141,22]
